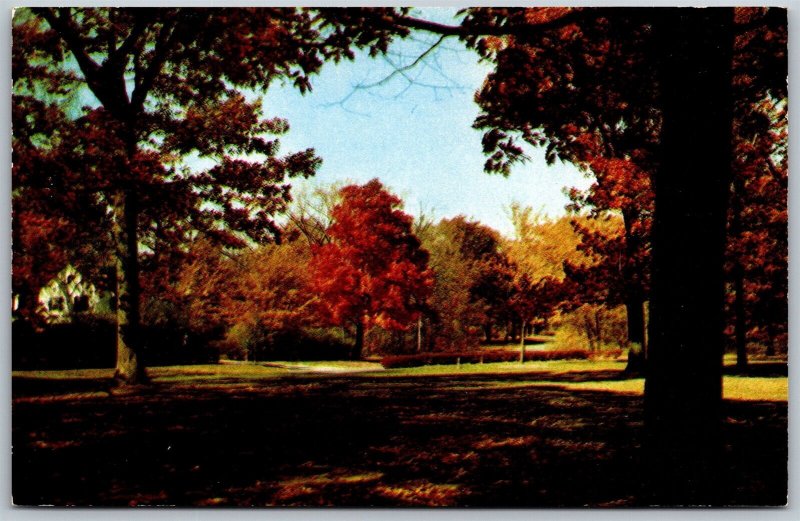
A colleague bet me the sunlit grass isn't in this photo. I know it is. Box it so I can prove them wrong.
[469,375,786,402]
[149,364,288,382]
[372,359,626,377]
[723,377,787,402]
[270,360,383,371]
[13,359,787,402]
[12,368,115,380]
[12,364,290,383]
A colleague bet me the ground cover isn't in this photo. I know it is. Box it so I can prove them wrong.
[12,360,787,506]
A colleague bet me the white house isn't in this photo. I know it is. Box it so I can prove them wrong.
[37,265,112,323]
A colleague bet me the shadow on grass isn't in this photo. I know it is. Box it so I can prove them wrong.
[13,376,115,398]
[722,362,787,378]
[12,371,787,507]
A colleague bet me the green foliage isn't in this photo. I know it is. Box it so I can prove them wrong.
[419,215,513,350]
[551,304,628,353]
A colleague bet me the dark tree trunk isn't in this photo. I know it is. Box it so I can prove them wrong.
[624,297,647,373]
[352,318,365,360]
[764,321,776,357]
[582,315,596,352]
[417,317,423,352]
[621,208,648,373]
[594,309,603,347]
[644,8,734,505]
[113,188,147,385]
[519,318,526,363]
[730,167,748,369]
[733,264,748,368]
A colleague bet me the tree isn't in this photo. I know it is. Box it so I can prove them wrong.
[285,182,344,247]
[11,70,115,323]
[725,96,787,364]
[566,160,652,372]
[467,8,657,371]
[418,218,486,351]
[507,273,561,361]
[219,241,315,360]
[13,7,402,383]
[309,179,433,359]
[418,216,516,350]
[562,211,650,371]
[505,205,583,282]
[504,208,579,346]
[504,207,623,352]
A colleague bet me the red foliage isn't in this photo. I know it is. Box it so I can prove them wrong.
[725,95,788,353]
[309,180,433,335]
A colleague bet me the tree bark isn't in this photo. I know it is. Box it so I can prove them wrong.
[112,188,147,385]
[621,207,648,373]
[643,8,734,505]
[624,297,647,373]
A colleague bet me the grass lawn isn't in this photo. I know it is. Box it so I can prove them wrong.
[12,359,787,506]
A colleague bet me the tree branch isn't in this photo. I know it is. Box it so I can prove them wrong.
[390,15,464,36]
[130,15,181,115]
[360,35,447,89]
[35,9,102,88]
[105,12,151,73]
[391,8,587,38]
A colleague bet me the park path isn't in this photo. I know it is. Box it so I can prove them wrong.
[261,361,385,374]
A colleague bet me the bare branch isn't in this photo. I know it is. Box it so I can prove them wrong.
[358,35,447,90]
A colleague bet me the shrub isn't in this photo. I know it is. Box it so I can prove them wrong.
[12,314,116,370]
[12,313,219,370]
[380,348,589,369]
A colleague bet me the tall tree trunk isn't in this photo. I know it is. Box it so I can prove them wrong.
[644,8,734,505]
[730,175,748,369]
[764,321,776,357]
[583,315,596,352]
[624,297,647,373]
[733,263,747,368]
[352,318,365,360]
[594,309,603,348]
[621,208,648,373]
[417,317,423,352]
[113,188,147,385]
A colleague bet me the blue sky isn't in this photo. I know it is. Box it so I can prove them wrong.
[261,8,593,237]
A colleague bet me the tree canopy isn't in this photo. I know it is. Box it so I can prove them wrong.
[309,179,433,359]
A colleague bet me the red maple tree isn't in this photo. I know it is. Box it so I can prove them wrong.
[309,180,433,359]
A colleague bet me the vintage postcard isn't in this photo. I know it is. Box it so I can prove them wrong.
[10,6,788,507]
